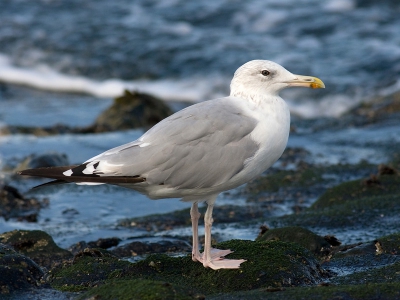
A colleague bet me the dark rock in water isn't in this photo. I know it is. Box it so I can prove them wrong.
[69,237,122,255]
[120,205,264,233]
[344,90,400,126]
[210,282,400,300]
[256,226,333,257]
[82,279,199,300]
[0,185,49,222]
[0,90,172,135]
[0,243,44,295]
[111,239,191,257]
[14,152,69,171]
[88,237,121,250]
[48,240,330,294]
[83,90,173,133]
[48,248,130,292]
[376,232,400,255]
[0,230,73,269]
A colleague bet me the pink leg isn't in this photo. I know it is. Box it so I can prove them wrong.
[190,202,202,262]
[202,199,246,270]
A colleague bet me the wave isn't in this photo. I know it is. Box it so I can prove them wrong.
[0,54,226,102]
[0,53,392,120]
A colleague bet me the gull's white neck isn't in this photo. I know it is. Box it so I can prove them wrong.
[230,88,280,106]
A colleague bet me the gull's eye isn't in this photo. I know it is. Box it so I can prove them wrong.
[261,70,270,76]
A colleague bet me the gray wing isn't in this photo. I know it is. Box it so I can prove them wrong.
[84,97,259,189]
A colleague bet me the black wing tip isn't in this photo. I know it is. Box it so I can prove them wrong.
[32,179,68,189]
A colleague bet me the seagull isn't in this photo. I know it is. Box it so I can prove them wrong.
[18,60,325,270]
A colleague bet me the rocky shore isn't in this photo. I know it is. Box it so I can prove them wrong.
[1,89,400,299]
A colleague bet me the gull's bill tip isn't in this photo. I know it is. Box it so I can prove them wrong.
[286,75,325,89]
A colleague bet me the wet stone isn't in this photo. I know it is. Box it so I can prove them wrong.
[0,90,173,135]
[48,240,330,294]
[0,243,44,295]
[0,230,73,269]
[0,185,49,222]
[85,90,173,133]
[14,152,69,172]
[256,226,333,257]
[111,239,191,257]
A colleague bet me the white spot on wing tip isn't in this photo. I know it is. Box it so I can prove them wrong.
[139,142,151,148]
[63,169,73,176]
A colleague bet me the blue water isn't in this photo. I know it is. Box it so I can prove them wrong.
[1,0,400,114]
[1,0,400,249]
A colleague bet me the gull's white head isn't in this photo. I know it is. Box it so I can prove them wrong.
[230,60,325,99]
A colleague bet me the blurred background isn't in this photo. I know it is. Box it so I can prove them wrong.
[1,0,400,120]
[0,0,399,247]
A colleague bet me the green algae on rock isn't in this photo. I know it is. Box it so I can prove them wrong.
[256,227,333,257]
[208,282,400,300]
[311,173,400,210]
[48,248,131,292]
[47,240,329,295]
[86,90,173,133]
[377,232,400,255]
[271,172,400,232]
[0,243,44,295]
[0,230,72,269]
[80,279,199,300]
[117,240,329,295]
[0,185,49,222]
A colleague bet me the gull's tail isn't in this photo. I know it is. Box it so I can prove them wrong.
[18,165,146,189]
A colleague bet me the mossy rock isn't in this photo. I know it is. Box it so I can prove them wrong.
[208,282,400,300]
[117,240,328,295]
[48,240,328,294]
[332,260,400,286]
[48,248,131,292]
[246,168,322,194]
[0,230,72,269]
[88,90,172,132]
[0,243,44,295]
[257,227,332,256]
[346,90,400,125]
[311,174,400,210]
[377,233,400,254]
[80,279,199,300]
[272,174,400,230]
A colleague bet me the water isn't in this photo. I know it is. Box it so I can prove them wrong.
[1,0,400,116]
[1,1,400,248]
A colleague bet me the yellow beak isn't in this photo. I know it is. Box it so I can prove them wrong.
[286,75,325,89]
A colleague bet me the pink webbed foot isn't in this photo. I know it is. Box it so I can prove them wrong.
[203,258,246,270]
[194,248,246,269]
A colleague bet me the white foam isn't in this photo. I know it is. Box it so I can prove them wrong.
[0,53,225,102]
[324,0,355,12]
[287,93,360,118]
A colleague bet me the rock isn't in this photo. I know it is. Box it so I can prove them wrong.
[48,240,329,294]
[0,243,44,295]
[376,233,400,255]
[81,279,199,300]
[0,90,173,136]
[120,205,264,233]
[209,282,400,300]
[68,237,121,255]
[0,185,49,222]
[120,240,329,294]
[343,90,400,126]
[14,152,69,171]
[48,248,130,292]
[84,90,173,133]
[256,226,333,256]
[273,171,400,230]
[111,240,191,257]
[0,230,73,269]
